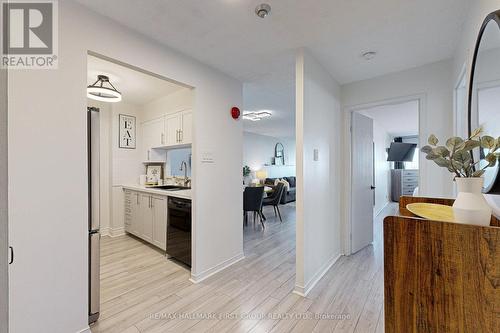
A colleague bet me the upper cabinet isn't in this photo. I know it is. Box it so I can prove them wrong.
[179,110,192,144]
[141,109,192,157]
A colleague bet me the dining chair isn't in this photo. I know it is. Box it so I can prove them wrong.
[262,182,286,222]
[243,186,265,229]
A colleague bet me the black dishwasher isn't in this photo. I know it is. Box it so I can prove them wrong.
[167,197,191,267]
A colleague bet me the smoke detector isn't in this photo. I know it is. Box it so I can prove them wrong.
[255,3,271,18]
[362,51,377,61]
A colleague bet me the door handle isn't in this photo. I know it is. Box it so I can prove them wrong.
[371,186,376,190]
[8,246,13,264]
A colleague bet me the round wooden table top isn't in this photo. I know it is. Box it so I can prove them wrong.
[406,203,456,223]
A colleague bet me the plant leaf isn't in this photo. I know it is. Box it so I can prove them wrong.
[470,127,483,139]
[433,146,450,158]
[461,140,481,151]
[473,169,485,177]
[421,145,433,154]
[446,137,464,151]
[425,152,440,160]
[428,134,438,146]
[453,150,471,165]
[485,153,498,166]
[481,136,496,150]
[434,157,451,168]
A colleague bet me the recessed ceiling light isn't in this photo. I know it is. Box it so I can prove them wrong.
[361,51,377,61]
[255,3,271,18]
[87,75,122,103]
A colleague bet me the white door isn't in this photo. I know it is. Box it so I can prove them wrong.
[180,111,192,144]
[351,112,374,253]
[152,196,167,251]
[165,114,181,146]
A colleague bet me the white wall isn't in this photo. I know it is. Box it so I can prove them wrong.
[342,59,455,198]
[373,122,392,215]
[7,2,242,333]
[295,49,342,295]
[243,131,296,178]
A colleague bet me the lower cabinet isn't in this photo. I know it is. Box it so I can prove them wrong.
[124,189,167,251]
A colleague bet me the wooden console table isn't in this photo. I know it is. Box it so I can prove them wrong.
[384,196,500,332]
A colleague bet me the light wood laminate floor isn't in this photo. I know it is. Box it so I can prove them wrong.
[91,202,395,333]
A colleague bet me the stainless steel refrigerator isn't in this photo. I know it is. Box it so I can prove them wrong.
[88,107,100,324]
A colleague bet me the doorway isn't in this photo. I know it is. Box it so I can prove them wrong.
[86,53,195,329]
[347,97,421,254]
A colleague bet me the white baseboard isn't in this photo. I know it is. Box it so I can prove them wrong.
[190,252,245,283]
[109,226,125,238]
[293,253,342,297]
[76,327,91,333]
[100,227,110,237]
[374,201,390,217]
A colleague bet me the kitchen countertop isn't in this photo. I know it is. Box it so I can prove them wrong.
[122,184,192,200]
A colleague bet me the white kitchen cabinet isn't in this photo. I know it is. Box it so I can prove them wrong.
[130,191,142,236]
[152,196,167,250]
[141,110,192,151]
[179,110,192,144]
[140,193,153,242]
[124,189,167,251]
[142,117,165,160]
[164,113,181,146]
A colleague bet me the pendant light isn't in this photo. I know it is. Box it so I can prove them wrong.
[87,75,122,103]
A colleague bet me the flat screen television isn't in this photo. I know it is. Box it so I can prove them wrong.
[387,142,417,162]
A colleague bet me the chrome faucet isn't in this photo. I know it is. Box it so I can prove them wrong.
[180,161,190,187]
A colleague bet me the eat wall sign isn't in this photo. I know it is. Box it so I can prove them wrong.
[119,114,136,149]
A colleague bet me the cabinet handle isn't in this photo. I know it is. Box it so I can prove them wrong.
[9,246,13,264]
[180,130,183,142]
[176,130,179,143]
[136,193,139,205]
[161,133,165,145]
[151,197,154,208]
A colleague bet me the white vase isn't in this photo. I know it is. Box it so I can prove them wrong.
[453,178,492,226]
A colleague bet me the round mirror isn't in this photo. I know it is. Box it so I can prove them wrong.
[468,10,500,193]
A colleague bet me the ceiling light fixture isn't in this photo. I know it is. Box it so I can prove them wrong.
[243,110,272,121]
[361,51,377,61]
[255,3,271,18]
[87,75,122,103]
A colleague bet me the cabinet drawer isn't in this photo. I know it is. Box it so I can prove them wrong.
[403,170,418,177]
[403,176,418,183]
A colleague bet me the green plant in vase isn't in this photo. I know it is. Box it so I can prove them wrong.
[420,127,499,226]
[421,128,499,178]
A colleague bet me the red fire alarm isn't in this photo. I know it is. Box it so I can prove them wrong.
[231,107,241,120]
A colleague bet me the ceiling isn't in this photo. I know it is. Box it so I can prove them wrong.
[358,100,419,137]
[78,0,471,136]
[87,55,186,105]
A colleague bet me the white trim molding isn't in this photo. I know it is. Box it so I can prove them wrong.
[293,253,342,297]
[189,252,245,284]
[109,227,125,238]
[342,94,426,255]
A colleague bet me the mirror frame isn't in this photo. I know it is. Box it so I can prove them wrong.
[468,9,500,194]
